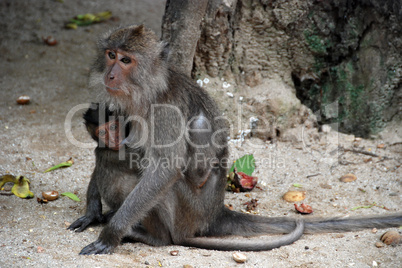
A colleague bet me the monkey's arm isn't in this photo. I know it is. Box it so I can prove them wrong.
[68,174,110,232]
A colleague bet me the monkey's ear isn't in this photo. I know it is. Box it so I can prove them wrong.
[130,24,145,37]
[161,42,170,62]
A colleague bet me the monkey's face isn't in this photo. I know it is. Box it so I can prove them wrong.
[91,25,169,115]
[104,49,136,96]
[95,120,124,150]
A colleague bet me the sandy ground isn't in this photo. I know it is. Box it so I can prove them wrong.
[0,1,401,267]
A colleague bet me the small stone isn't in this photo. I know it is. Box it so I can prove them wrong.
[339,174,357,183]
[371,228,378,233]
[17,95,30,105]
[170,250,179,256]
[375,242,384,248]
[283,191,306,202]
[321,125,331,133]
[232,252,247,263]
[226,92,234,98]
[223,82,231,89]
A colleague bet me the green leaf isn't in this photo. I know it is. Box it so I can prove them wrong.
[61,192,80,202]
[293,183,303,188]
[68,11,112,27]
[351,203,375,211]
[229,154,255,176]
[44,158,74,173]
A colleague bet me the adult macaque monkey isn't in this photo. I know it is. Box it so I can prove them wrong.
[69,25,402,255]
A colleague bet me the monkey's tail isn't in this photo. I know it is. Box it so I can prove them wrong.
[210,208,402,235]
[303,213,402,233]
[181,219,304,251]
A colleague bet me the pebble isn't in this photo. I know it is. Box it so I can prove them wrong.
[232,252,247,263]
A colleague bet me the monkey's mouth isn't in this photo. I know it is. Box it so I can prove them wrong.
[104,84,125,95]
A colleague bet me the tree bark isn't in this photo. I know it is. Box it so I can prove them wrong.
[161,0,209,76]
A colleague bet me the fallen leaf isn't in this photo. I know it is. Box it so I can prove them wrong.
[12,176,34,199]
[44,157,74,173]
[61,192,80,202]
[294,203,313,214]
[229,154,255,175]
[244,198,259,211]
[66,11,112,28]
[0,174,17,189]
[37,197,48,204]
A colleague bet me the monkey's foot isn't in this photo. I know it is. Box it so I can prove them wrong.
[68,215,104,232]
[79,240,114,255]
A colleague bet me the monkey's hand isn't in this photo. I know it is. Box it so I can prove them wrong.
[68,211,115,232]
[79,239,115,255]
[68,214,106,232]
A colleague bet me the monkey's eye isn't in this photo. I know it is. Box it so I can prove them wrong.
[121,57,131,64]
[98,129,107,137]
[109,124,118,131]
[108,51,116,59]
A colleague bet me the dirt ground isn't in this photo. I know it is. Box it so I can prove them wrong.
[0,1,401,267]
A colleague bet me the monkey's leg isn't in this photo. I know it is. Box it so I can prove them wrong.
[79,167,182,255]
[68,174,106,232]
[123,223,171,247]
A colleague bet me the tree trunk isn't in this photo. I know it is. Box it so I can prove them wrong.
[161,0,209,76]
[161,0,402,139]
